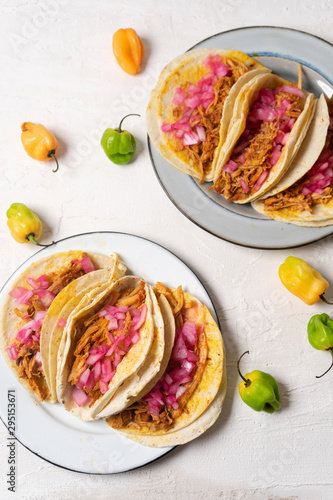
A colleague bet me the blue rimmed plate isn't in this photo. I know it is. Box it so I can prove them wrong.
[149,26,333,248]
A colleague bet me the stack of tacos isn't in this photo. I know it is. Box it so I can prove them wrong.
[106,282,226,447]
[0,251,126,402]
[0,252,226,447]
[147,48,333,228]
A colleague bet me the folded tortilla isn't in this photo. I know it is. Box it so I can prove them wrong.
[213,72,316,203]
[147,48,270,183]
[0,251,125,402]
[106,284,225,447]
[252,94,333,226]
[41,253,127,402]
[56,276,164,421]
[94,293,174,419]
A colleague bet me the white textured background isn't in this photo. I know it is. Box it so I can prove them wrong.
[1,1,333,499]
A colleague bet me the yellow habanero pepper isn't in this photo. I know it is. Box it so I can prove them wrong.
[6,203,53,246]
[278,256,332,305]
[21,122,59,172]
[112,28,144,75]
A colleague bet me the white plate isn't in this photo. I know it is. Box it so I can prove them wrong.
[149,26,333,248]
[0,232,219,474]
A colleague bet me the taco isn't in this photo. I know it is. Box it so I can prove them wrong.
[0,251,125,402]
[106,283,225,447]
[95,293,175,419]
[56,276,165,421]
[252,95,333,226]
[146,48,270,183]
[41,253,127,402]
[213,71,316,203]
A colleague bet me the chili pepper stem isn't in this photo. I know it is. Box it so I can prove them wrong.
[27,234,54,247]
[117,113,140,133]
[316,349,333,379]
[48,151,59,173]
[237,350,251,387]
[319,294,333,305]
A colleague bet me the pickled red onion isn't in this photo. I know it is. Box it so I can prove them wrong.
[71,386,89,407]
[38,290,56,309]
[274,85,306,98]
[239,178,250,193]
[161,55,232,147]
[9,287,34,304]
[223,160,238,174]
[6,345,18,361]
[144,320,201,416]
[132,305,147,331]
[254,170,270,191]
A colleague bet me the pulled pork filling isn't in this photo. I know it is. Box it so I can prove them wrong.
[262,111,333,213]
[162,56,250,182]
[68,282,146,407]
[107,284,207,432]
[213,86,304,201]
[15,339,47,401]
[8,254,93,401]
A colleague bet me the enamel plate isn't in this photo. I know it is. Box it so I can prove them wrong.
[0,232,219,474]
[149,26,333,248]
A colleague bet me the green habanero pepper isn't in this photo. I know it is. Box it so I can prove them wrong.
[101,113,140,165]
[237,351,281,413]
[6,203,53,247]
[307,313,333,378]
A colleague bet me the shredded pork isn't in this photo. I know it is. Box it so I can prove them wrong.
[262,117,333,213]
[107,284,208,432]
[214,91,303,201]
[12,254,92,401]
[174,57,249,182]
[15,339,49,401]
[68,282,146,404]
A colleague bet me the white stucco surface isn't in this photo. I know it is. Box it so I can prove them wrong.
[0,1,333,498]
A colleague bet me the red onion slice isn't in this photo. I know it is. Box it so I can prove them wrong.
[99,380,109,394]
[223,160,239,174]
[274,85,306,98]
[239,178,250,194]
[9,287,34,304]
[77,368,91,389]
[105,334,125,357]
[72,386,89,407]
[132,304,147,331]
[254,170,270,191]
[38,290,56,309]
[86,351,105,366]
[80,256,96,273]
[6,345,18,361]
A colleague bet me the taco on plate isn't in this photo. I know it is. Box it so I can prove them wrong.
[146,48,270,183]
[106,282,226,447]
[0,251,125,402]
[56,276,165,421]
[252,95,333,226]
[213,71,317,203]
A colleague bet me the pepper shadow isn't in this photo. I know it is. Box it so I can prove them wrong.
[134,135,145,158]
[277,380,291,411]
[54,133,68,161]
[36,212,55,246]
[140,37,152,70]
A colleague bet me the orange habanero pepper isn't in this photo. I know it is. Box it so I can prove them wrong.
[21,122,59,172]
[112,28,144,75]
